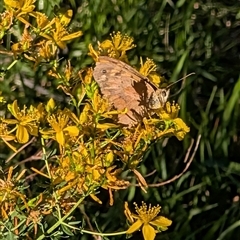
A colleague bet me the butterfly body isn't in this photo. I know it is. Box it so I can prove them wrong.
[93,56,169,126]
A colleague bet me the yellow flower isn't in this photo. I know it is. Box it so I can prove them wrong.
[44,18,82,49]
[154,101,190,140]
[88,43,99,61]
[89,32,135,61]
[45,98,56,114]
[32,12,54,32]
[0,94,6,103]
[57,9,73,26]
[139,58,157,76]
[139,58,164,86]
[4,0,36,15]
[0,120,16,151]
[0,10,13,39]
[41,110,79,146]
[90,91,124,127]
[5,100,40,143]
[158,101,180,120]
[172,118,190,140]
[24,40,58,67]
[38,40,57,60]
[78,103,92,125]
[0,166,28,219]
[125,202,172,240]
[11,27,33,55]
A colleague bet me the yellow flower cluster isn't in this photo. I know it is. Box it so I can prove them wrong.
[1,0,82,65]
[0,1,188,237]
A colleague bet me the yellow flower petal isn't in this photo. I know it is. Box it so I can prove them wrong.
[16,125,29,143]
[26,124,38,136]
[4,0,19,8]
[151,216,172,228]
[173,118,190,140]
[142,223,156,240]
[3,119,18,124]
[64,126,79,137]
[61,31,82,41]
[90,194,102,204]
[96,123,119,130]
[8,100,19,119]
[99,39,113,49]
[56,130,65,146]
[149,72,162,86]
[173,118,190,132]
[58,9,73,26]
[126,219,142,234]
[88,43,99,61]
[46,98,55,113]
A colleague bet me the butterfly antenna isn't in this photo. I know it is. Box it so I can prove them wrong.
[166,72,195,89]
[168,72,195,98]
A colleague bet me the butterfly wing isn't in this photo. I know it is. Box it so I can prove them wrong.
[93,56,156,125]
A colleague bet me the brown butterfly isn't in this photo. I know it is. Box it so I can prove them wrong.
[93,56,170,126]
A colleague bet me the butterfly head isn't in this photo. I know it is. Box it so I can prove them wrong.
[148,88,170,109]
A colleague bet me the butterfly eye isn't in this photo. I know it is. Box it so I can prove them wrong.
[162,91,167,97]
[101,69,107,74]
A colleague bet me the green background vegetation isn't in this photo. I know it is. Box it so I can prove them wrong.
[1,0,240,239]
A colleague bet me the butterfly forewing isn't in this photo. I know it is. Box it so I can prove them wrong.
[93,56,163,125]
